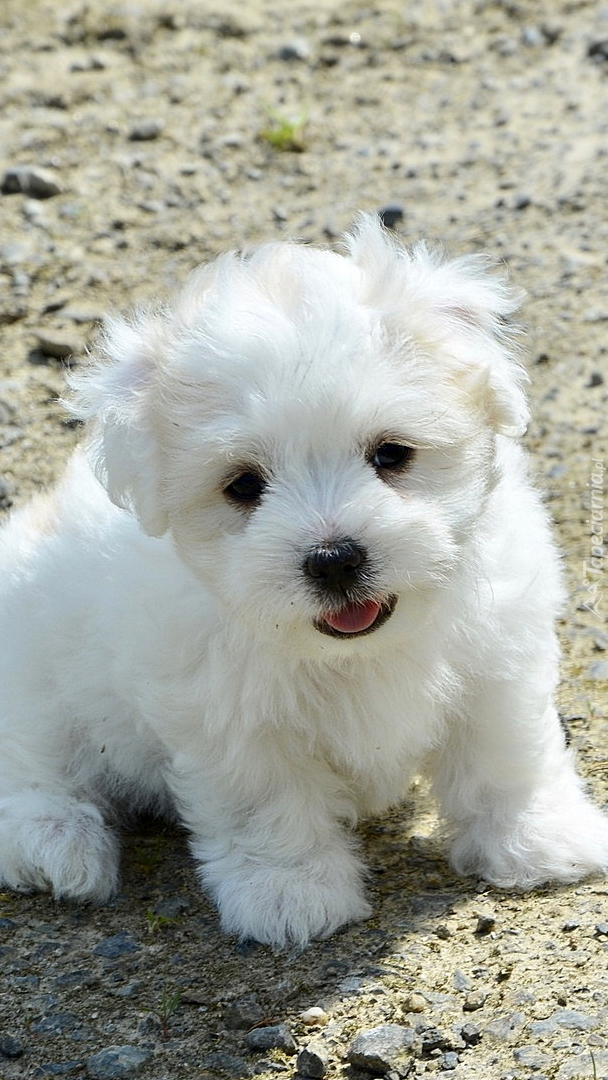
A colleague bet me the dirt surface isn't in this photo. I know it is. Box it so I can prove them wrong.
[1,1,608,1078]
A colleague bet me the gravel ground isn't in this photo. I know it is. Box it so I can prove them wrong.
[1,1,608,1078]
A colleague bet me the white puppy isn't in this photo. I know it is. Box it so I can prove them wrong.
[1,216,607,946]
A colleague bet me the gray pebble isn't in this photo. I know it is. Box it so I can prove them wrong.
[33,1063,83,1077]
[93,931,140,959]
[86,1045,151,1079]
[529,1009,598,1035]
[1,166,62,199]
[128,119,164,141]
[521,26,545,48]
[514,1045,551,1068]
[442,1051,460,1070]
[245,1022,297,1054]
[474,912,496,935]
[557,1050,608,1078]
[420,1027,449,1054]
[347,1025,415,1073]
[201,1051,252,1077]
[461,1023,482,1045]
[31,1012,79,1036]
[588,40,608,63]
[114,981,141,998]
[483,1012,526,1042]
[0,1035,24,1059]
[153,895,190,919]
[35,329,85,359]
[378,204,404,229]
[296,1040,330,1078]
[463,988,488,1011]
[588,660,608,681]
[452,969,472,991]
[278,38,312,62]
[224,995,266,1030]
[0,301,27,325]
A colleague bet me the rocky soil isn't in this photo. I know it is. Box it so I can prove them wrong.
[1,1,608,1078]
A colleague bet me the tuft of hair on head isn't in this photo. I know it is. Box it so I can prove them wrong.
[344,213,529,438]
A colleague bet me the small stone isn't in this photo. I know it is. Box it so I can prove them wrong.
[588,661,608,681]
[521,26,545,47]
[514,1045,551,1069]
[245,1023,297,1055]
[474,910,496,935]
[278,38,312,62]
[483,1012,526,1043]
[542,1009,597,1032]
[114,982,141,998]
[224,996,266,1030]
[34,329,84,359]
[86,1045,151,1078]
[1,166,62,199]
[588,40,608,62]
[453,969,472,991]
[461,1023,482,1046]
[31,1012,79,1036]
[93,931,140,959]
[586,370,604,387]
[595,922,608,936]
[378,204,404,229]
[33,1064,83,1077]
[300,1007,329,1026]
[0,301,27,325]
[557,1050,608,1078]
[463,989,488,1011]
[0,1035,25,1059]
[420,1027,448,1054]
[403,993,427,1014]
[347,1025,415,1073]
[128,119,164,141]
[152,895,190,919]
[296,1041,330,1078]
[442,1051,460,1070]
[201,1051,251,1077]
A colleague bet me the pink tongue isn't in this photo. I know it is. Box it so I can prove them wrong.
[323,600,382,635]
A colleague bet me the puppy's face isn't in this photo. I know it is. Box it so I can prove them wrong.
[73,218,528,656]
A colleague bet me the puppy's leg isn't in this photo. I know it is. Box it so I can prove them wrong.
[0,791,119,901]
[432,685,608,888]
[173,759,371,947]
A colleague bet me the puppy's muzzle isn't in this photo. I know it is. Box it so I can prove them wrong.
[303,540,397,638]
[304,539,367,598]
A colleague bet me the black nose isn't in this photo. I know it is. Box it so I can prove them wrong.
[304,540,367,596]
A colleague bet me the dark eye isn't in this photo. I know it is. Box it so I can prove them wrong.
[224,471,266,505]
[371,442,415,472]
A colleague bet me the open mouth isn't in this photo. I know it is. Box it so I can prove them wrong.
[315,595,397,639]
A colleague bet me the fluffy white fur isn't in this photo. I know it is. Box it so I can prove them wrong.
[1,216,607,946]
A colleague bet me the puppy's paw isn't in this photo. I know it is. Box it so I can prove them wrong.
[195,841,372,947]
[0,792,119,902]
[450,790,608,889]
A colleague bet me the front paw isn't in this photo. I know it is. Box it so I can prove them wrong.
[194,842,371,947]
[449,795,608,889]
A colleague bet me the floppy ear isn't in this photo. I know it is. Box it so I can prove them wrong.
[347,214,530,438]
[425,255,530,438]
[67,312,169,537]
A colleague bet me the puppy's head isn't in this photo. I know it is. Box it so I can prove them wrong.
[70,216,528,655]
